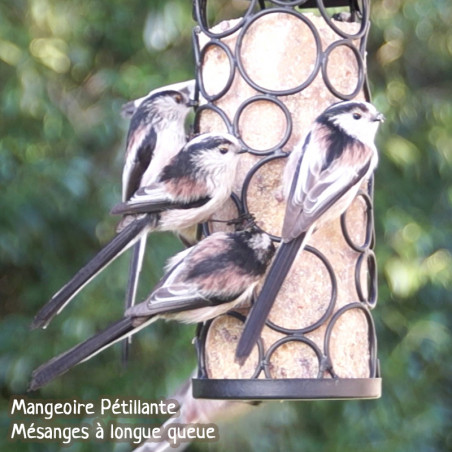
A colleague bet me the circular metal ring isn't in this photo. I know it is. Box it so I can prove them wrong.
[263,334,324,379]
[198,40,236,101]
[235,8,322,96]
[193,102,234,134]
[265,244,337,335]
[193,0,258,39]
[241,152,289,242]
[233,94,293,154]
[270,0,312,6]
[196,311,265,380]
[340,189,373,252]
[317,0,369,40]
[355,249,378,309]
[321,39,365,100]
[324,302,378,378]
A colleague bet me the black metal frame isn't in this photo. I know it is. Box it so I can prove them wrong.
[191,0,381,400]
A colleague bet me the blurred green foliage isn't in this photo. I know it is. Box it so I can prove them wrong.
[1,0,451,451]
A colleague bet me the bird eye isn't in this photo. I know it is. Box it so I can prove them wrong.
[353,112,362,120]
[174,94,183,104]
[219,147,229,155]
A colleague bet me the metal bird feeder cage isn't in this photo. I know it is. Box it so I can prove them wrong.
[191,0,381,400]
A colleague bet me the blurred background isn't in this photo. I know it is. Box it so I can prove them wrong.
[1,0,451,451]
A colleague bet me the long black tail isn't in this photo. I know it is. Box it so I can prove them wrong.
[29,317,139,391]
[31,216,153,330]
[235,235,305,363]
[121,237,147,365]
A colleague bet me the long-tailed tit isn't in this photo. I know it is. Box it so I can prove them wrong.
[121,80,196,199]
[236,101,384,362]
[31,133,245,330]
[29,227,275,390]
[119,80,195,360]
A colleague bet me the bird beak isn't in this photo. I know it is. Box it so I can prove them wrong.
[374,113,385,123]
[178,80,197,107]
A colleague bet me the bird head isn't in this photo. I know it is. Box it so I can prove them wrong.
[321,101,384,147]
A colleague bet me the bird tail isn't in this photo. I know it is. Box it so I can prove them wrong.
[235,234,305,363]
[31,216,154,330]
[121,236,147,365]
[29,315,155,391]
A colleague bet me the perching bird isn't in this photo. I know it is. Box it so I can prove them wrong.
[235,101,384,362]
[119,80,195,360]
[121,80,196,200]
[31,132,245,330]
[29,227,275,390]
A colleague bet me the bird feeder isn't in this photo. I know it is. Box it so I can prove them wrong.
[191,0,381,400]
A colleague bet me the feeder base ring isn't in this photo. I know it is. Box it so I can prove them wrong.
[192,377,382,401]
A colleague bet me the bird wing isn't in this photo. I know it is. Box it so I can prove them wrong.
[122,124,157,201]
[127,232,241,318]
[236,130,376,362]
[282,134,374,241]
[111,183,211,216]
[130,284,214,318]
[126,245,216,318]
[112,176,212,216]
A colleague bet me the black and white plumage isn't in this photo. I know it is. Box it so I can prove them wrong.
[120,79,196,119]
[235,101,384,362]
[119,80,195,360]
[31,133,244,330]
[29,228,275,390]
[121,80,195,200]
